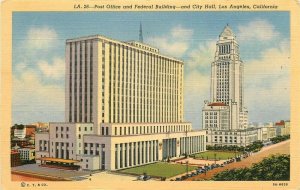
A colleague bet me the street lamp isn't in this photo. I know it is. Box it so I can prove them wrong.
[214,143,217,165]
[235,146,237,158]
[185,130,188,158]
[214,152,216,165]
[186,160,189,175]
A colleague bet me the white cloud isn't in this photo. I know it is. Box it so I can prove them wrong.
[12,26,63,124]
[237,19,279,41]
[13,70,65,124]
[244,39,290,122]
[146,25,193,57]
[183,40,216,129]
[186,40,216,71]
[148,37,189,57]
[171,25,193,39]
[25,26,58,50]
[245,39,289,87]
[184,71,210,129]
[38,57,65,80]
[15,62,27,72]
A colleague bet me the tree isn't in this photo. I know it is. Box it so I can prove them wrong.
[212,154,290,181]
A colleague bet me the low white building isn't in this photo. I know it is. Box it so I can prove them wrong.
[256,123,276,142]
[202,101,230,131]
[206,128,258,147]
[275,120,290,136]
[36,122,206,170]
[18,148,35,161]
[14,128,26,139]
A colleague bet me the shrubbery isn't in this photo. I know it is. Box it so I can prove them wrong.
[206,141,264,153]
[270,135,290,144]
[212,154,290,181]
[206,145,244,152]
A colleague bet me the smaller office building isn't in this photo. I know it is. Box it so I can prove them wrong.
[206,128,258,147]
[36,122,206,171]
[18,148,35,161]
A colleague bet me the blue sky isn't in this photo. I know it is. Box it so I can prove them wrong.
[12,12,290,128]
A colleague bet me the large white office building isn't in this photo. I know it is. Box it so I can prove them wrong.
[202,25,257,146]
[36,33,206,171]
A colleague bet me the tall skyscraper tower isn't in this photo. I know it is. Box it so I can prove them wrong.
[211,24,243,112]
[203,25,248,132]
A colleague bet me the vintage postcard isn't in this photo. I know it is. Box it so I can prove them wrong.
[1,0,300,189]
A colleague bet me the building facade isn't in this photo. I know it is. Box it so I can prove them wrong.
[13,125,36,139]
[256,124,276,142]
[203,25,256,147]
[275,120,290,136]
[18,148,35,161]
[36,34,206,171]
[206,128,258,147]
[65,36,184,132]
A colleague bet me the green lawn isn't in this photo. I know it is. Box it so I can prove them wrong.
[193,151,242,160]
[119,162,197,178]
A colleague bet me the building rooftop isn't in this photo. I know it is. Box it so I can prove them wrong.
[220,24,236,38]
[66,34,183,63]
[275,120,285,126]
[208,102,227,106]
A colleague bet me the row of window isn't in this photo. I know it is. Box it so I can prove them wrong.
[68,40,94,123]
[108,41,183,124]
[218,55,231,60]
[214,132,239,135]
[205,112,218,115]
[218,44,231,55]
[56,126,69,131]
[205,116,218,119]
[214,139,238,143]
[109,125,191,136]
[214,136,238,139]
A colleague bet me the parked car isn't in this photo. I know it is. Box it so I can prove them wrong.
[143,175,151,181]
[181,175,187,180]
[196,169,203,174]
[137,175,144,181]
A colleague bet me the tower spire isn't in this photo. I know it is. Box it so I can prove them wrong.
[139,22,143,43]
